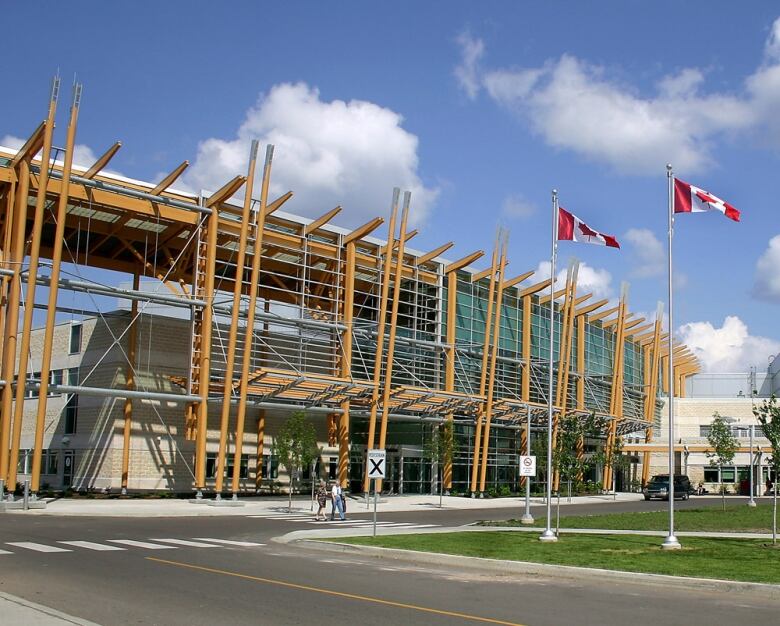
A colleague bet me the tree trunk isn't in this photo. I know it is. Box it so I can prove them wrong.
[774,482,777,545]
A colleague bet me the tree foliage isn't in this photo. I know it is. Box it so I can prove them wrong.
[707,412,738,509]
[753,396,780,543]
[275,411,318,508]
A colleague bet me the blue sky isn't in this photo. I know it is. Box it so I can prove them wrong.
[3,1,780,372]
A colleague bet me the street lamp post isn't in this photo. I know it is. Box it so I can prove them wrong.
[748,424,757,508]
[521,404,534,524]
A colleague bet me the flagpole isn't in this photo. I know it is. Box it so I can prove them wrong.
[663,164,681,550]
[540,189,558,542]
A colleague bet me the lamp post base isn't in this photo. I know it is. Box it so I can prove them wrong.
[661,535,682,550]
[520,513,535,525]
[748,500,757,508]
[539,529,558,542]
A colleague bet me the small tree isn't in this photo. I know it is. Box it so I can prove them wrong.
[707,412,738,511]
[275,411,318,512]
[424,421,455,508]
[754,396,780,544]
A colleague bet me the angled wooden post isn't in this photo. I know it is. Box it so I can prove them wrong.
[478,232,508,493]
[231,145,274,496]
[362,189,399,494]
[376,191,411,493]
[120,272,140,494]
[31,83,82,493]
[3,79,58,490]
[338,240,356,488]
[602,284,629,492]
[215,141,257,496]
[255,410,266,492]
[470,235,500,495]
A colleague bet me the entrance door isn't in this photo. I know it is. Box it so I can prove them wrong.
[63,451,74,488]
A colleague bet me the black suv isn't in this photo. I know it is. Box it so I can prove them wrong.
[643,474,693,501]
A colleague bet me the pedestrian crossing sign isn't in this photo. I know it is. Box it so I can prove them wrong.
[367,449,386,479]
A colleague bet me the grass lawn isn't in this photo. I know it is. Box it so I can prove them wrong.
[336,532,780,584]
[479,502,777,533]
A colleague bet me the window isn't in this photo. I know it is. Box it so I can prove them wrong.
[17,449,30,474]
[721,467,736,483]
[329,457,338,480]
[42,449,59,475]
[703,468,719,483]
[261,454,278,479]
[205,453,248,479]
[69,323,82,354]
[64,395,78,434]
[68,368,79,386]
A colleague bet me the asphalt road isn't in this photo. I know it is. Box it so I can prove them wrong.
[0,497,778,625]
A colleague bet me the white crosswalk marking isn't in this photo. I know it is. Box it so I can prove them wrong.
[192,538,265,547]
[107,539,175,550]
[0,549,13,555]
[151,538,220,548]
[59,541,126,551]
[6,542,72,553]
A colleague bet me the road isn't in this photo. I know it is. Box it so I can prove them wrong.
[0,496,777,625]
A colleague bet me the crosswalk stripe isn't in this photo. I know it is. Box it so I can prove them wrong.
[6,542,71,553]
[107,539,175,550]
[151,538,220,548]
[192,538,265,547]
[58,541,126,551]
[0,549,13,555]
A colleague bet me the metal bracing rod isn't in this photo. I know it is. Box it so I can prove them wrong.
[9,271,206,308]
[38,384,201,404]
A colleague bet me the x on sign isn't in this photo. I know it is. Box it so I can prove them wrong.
[367,449,386,478]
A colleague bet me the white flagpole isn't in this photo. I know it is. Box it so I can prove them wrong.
[663,164,682,550]
[540,189,558,542]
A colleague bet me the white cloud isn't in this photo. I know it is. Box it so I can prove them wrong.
[753,234,780,301]
[453,32,485,100]
[625,228,665,278]
[183,83,438,227]
[677,315,780,372]
[536,259,614,301]
[456,19,780,174]
[501,193,536,219]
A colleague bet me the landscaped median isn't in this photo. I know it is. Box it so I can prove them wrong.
[325,504,780,585]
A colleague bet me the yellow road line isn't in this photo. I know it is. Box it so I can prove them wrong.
[146,557,525,626]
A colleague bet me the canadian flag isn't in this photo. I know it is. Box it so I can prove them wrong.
[558,207,620,248]
[673,178,740,222]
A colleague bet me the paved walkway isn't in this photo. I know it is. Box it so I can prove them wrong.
[1,492,646,517]
[0,591,100,625]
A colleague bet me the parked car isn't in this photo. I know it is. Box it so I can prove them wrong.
[643,474,693,501]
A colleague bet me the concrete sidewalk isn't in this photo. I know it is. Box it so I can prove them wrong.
[1,492,645,517]
[0,591,100,625]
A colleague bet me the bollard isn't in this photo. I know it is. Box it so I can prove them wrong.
[0,479,4,501]
[23,479,30,511]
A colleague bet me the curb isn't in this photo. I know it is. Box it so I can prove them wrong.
[293,537,780,598]
[0,591,101,625]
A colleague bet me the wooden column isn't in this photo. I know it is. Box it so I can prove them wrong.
[443,269,458,490]
[231,145,274,495]
[255,410,266,492]
[3,82,58,490]
[376,192,411,493]
[362,189,399,494]
[120,273,140,493]
[215,141,257,495]
[31,84,82,493]
[338,241,356,488]
[470,238,500,495]
[195,205,220,491]
[0,160,27,486]
[478,235,508,493]
[602,285,628,492]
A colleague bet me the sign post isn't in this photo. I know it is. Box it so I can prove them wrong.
[520,454,536,525]
[367,449,386,537]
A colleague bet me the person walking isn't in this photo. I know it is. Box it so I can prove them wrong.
[314,480,328,521]
[331,481,345,521]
